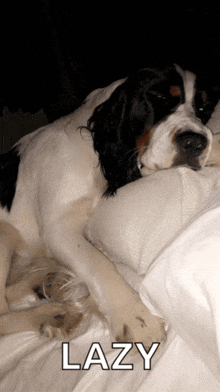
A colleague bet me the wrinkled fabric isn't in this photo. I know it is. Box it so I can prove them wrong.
[140,187,220,380]
[87,166,220,276]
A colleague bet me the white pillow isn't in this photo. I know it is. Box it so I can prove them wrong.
[139,187,220,379]
[207,100,220,134]
[86,166,220,379]
[86,167,220,277]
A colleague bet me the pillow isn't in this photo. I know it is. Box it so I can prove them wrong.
[86,166,220,378]
[207,100,220,134]
[86,166,220,277]
[139,186,220,379]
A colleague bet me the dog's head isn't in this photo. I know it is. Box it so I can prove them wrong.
[88,65,220,195]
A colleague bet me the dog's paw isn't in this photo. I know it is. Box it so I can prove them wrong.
[110,299,165,349]
[31,302,67,325]
[40,309,84,339]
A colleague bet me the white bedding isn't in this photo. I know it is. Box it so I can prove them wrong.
[2,101,220,391]
[1,164,220,391]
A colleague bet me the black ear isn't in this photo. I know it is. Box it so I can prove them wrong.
[0,147,20,211]
[87,80,147,196]
[87,68,170,195]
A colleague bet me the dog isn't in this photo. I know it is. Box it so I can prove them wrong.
[0,64,219,347]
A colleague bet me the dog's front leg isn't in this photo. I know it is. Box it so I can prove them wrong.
[0,222,23,313]
[5,257,59,310]
[0,302,68,336]
[43,204,165,348]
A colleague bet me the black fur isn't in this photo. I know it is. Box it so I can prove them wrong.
[87,67,184,196]
[193,80,220,125]
[0,147,20,211]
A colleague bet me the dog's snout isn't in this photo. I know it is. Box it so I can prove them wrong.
[175,131,208,156]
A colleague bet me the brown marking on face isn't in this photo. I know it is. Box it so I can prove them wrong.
[170,85,181,97]
[170,129,177,146]
[136,129,154,156]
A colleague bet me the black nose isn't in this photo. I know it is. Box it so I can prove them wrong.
[175,131,208,156]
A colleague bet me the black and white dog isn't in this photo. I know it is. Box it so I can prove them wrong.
[0,65,219,345]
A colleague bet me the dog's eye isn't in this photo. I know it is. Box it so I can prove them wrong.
[202,91,207,102]
[194,90,214,124]
[150,91,166,99]
[150,85,181,101]
[199,92,207,110]
[198,91,208,111]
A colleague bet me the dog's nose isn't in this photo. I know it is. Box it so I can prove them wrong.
[175,131,207,156]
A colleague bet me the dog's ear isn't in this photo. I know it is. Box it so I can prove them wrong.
[87,68,169,195]
[0,147,20,211]
[87,79,152,196]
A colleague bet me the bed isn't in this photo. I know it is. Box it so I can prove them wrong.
[1,105,220,391]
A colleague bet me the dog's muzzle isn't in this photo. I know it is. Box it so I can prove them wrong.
[175,130,208,156]
[174,130,208,170]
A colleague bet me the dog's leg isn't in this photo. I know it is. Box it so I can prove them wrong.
[43,204,165,348]
[5,259,97,339]
[4,262,95,339]
[5,257,59,310]
[0,302,67,336]
[0,222,23,313]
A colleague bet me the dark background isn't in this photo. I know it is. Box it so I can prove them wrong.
[1,2,220,122]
